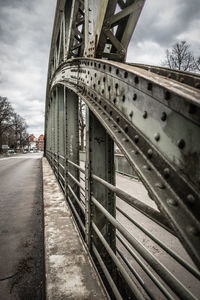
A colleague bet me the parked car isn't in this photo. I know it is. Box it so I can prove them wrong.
[8,149,15,153]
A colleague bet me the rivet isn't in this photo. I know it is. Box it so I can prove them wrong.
[143,165,151,171]
[147,149,153,158]
[113,98,116,104]
[164,91,171,100]
[147,82,152,91]
[143,111,148,119]
[194,82,200,89]
[117,117,120,123]
[133,93,137,101]
[124,71,128,78]
[122,95,126,102]
[115,83,119,89]
[124,125,128,133]
[188,104,196,114]
[134,135,139,143]
[155,182,165,189]
[177,139,185,149]
[161,112,167,121]
[135,76,139,84]
[186,194,195,204]
[164,168,170,178]
[167,198,178,206]
[154,133,160,141]
[129,111,133,118]
[103,77,106,82]
[188,227,199,236]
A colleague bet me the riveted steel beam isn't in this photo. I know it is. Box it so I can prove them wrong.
[50,57,200,269]
[129,63,200,90]
[85,108,117,294]
[95,0,146,62]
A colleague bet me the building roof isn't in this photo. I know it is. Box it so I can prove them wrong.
[38,134,44,141]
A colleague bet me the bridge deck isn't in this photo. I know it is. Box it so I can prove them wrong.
[43,158,107,300]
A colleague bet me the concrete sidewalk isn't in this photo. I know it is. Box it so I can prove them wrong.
[43,158,106,300]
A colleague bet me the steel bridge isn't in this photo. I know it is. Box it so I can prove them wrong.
[45,1,200,299]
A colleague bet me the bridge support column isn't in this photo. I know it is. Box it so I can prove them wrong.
[65,88,84,232]
[85,109,116,286]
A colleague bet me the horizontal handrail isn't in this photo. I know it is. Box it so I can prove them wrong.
[68,159,85,173]
[91,196,196,300]
[117,206,200,279]
[92,174,174,234]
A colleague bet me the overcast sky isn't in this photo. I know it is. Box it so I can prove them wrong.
[0,0,199,137]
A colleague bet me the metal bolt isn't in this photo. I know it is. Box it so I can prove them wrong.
[186,194,195,204]
[188,227,199,236]
[147,149,153,158]
[167,198,178,206]
[164,168,170,178]
[164,91,171,100]
[133,93,137,101]
[154,133,160,141]
[143,111,148,119]
[155,182,165,189]
[134,135,139,143]
[143,165,151,171]
[134,76,139,84]
[147,82,152,91]
[161,112,167,121]
[129,111,133,118]
[188,104,196,114]
[177,139,185,149]
[195,82,200,89]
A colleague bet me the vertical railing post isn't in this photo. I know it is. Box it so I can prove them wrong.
[65,88,84,232]
[52,92,56,169]
[56,87,60,178]
[64,87,69,198]
[85,109,116,278]
[58,86,65,188]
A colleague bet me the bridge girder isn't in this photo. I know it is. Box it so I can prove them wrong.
[45,1,200,299]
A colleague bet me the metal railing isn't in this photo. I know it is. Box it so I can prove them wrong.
[46,149,200,300]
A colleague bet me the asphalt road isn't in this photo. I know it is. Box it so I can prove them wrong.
[0,153,44,300]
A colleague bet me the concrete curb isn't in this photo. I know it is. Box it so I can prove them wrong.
[43,157,106,299]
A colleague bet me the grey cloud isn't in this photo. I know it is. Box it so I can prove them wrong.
[127,0,200,64]
[0,0,199,136]
[0,0,56,135]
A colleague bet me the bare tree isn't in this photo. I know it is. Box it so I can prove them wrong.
[12,113,28,150]
[0,96,14,152]
[79,98,86,151]
[194,57,200,72]
[163,41,197,71]
[0,96,29,153]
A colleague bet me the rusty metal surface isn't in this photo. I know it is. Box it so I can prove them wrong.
[45,1,200,299]
[128,63,200,90]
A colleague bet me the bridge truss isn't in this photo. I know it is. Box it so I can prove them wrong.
[45,1,200,299]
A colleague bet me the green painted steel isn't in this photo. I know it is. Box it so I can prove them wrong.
[45,1,200,299]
